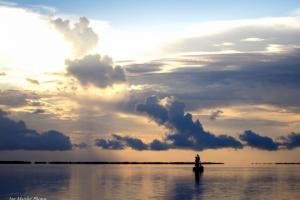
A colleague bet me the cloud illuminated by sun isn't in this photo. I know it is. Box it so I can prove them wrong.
[0,6,72,73]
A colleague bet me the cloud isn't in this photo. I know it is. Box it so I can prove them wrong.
[0,6,72,73]
[125,62,163,74]
[161,17,300,55]
[95,134,148,151]
[117,135,148,150]
[136,95,169,124]
[239,131,300,151]
[0,109,72,150]
[241,37,265,42]
[66,54,125,88]
[95,134,170,151]
[0,90,39,107]
[239,130,279,151]
[149,139,170,150]
[94,96,300,152]
[0,72,6,76]
[95,136,125,150]
[32,109,45,114]
[26,78,39,85]
[129,48,300,111]
[137,96,243,150]
[0,0,17,6]
[209,110,223,121]
[73,142,89,149]
[279,132,300,150]
[51,17,98,56]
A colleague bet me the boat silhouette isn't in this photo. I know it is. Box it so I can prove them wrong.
[193,154,204,173]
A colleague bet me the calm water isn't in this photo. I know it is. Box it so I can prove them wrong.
[0,164,300,200]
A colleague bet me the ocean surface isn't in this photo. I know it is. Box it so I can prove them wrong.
[0,164,300,200]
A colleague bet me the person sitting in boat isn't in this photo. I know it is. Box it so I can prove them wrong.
[195,154,201,167]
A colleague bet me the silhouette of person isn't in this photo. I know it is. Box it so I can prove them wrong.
[195,154,200,167]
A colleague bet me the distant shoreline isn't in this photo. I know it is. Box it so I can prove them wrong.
[252,163,300,165]
[0,161,224,165]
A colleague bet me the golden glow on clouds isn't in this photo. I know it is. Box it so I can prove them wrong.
[0,6,72,73]
[94,27,176,61]
[1,5,300,162]
[193,104,300,138]
[219,104,300,123]
[266,44,285,53]
[197,104,300,122]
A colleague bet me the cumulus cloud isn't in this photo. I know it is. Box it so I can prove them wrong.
[95,134,170,151]
[95,138,124,150]
[94,96,300,152]
[137,96,243,150]
[0,109,72,150]
[96,135,171,151]
[149,139,170,150]
[95,134,148,151]
[279,132,300,150]
[240,131,300,151]
[66,54,125,88]
[51,17,98,56]
[239,130,279,151]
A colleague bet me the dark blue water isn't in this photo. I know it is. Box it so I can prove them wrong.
[0,164,299,200]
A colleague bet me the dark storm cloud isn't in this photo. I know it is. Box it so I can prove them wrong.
[149,139,170,150]
[95,138,124,150]
[128,48,300,111]
[94,96,300,151]
[136,95,169,124]
[0,109,72,150]
[239,130,279,151]
[95,134,148,151]
[95,133,170,151]
[137,96,243,150]
[51,17,98,56]
[66,54,125,88]
[279,132,300,150]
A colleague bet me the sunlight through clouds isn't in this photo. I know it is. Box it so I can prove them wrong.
[1,1,300,163]
[0,6,72,74]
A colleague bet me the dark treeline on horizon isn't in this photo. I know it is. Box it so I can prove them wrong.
[252,163,300,165]
[0,161,224,165]
[1,161,300,165]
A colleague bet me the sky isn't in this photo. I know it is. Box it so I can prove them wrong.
[0,0,300,163]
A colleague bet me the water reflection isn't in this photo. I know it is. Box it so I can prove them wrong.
[0,165,70,199]
[168,172,204,200]
[0,165,299,200]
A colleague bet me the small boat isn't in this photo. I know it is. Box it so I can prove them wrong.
[193,154,204,173]
[193,165,204,173]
